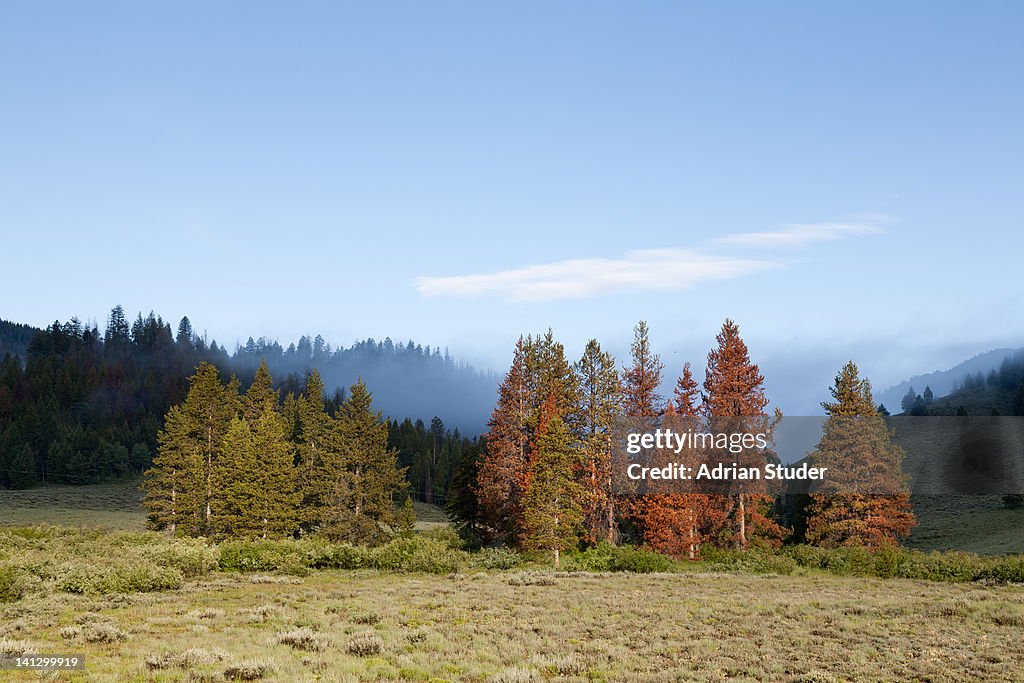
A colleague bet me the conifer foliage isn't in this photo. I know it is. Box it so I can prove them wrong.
[702,319,786,549]
[469,319,802,562]
[144,362,405,541]
[804,362,916,548]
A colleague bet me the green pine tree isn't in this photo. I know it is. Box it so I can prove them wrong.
[520,402,584,566]
[296,370,338,531]
[244,359,279,421]
[212,411,299,539]
[7,444,37,490]
[143,362,239,535]
[325,379,408,543]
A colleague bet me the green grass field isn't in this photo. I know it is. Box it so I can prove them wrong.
[1,483,1023,681]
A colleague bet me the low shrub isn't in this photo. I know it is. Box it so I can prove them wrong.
[218,541,305,574]
[490,667,541,683]
[58,563,183,595]
[0,638,34,658]
[0,565,24,602]
[419,526,465,550]
[140,539,220,578]
[565,543,678,573]
[370,537,465,574]
[473,547,522,570]
[300,540,371,570]
[345,630,384,657]
[275,627,328,652]
[224,661,275,681]
[145,647,227,670]
[81,622,129,643]
[702,547,797,575]
[977,555,1024,584]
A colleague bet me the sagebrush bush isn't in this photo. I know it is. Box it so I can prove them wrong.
[81,622,129,643]
[275,627,328,652]
[490,667,541,683]
[344,630,383,656]
[508,572,558,586]
[0,637,34,658]
[146,647,227,670]
[238,604,284,623]
[223,661,274,681]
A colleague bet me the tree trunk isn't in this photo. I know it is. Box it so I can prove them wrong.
[737,494,747,549]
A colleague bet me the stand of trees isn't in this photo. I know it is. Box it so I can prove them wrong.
[144,361,406,542]
[0,306,492,490]
[458,319,917,564]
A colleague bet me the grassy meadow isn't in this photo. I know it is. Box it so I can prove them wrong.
[3,566,1024,682]
[1,482,1023,681]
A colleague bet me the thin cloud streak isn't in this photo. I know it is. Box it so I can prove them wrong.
[416,249,777,302]
[715,222,883,248]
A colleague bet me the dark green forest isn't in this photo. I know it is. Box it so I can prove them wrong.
[0,307,487,496]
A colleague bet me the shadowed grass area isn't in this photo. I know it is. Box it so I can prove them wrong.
[0,480,147,530]
[0,479,452,532]
[1,568,1022,681]
[907,495,1024,555]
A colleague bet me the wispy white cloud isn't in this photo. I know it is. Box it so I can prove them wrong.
[714,221,883,248]
[415,249,776,303]
[415,217,886,302]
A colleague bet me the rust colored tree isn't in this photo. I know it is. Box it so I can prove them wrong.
[701,319,786,549]
[474,338,531,545]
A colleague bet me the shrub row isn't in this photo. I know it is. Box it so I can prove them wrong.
[222,536,468,575]
[58,563,183,595]
[784,545,1024,583]
[564,543,679,573]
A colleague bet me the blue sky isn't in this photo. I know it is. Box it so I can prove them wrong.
[2,2,1022,412]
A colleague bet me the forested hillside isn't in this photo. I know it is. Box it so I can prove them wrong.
[232,335,496,432]
[896,348,1024,416]
[0,306,492,492]
[877,348,1023,411]
[0,318,37,360]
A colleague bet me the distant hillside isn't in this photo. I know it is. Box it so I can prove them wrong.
[877,348,1022,412]
[232,336,497,433]
[893,348,1024,416]
[0,318,39,361]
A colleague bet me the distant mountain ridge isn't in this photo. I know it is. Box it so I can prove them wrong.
[877,347,1022,411]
